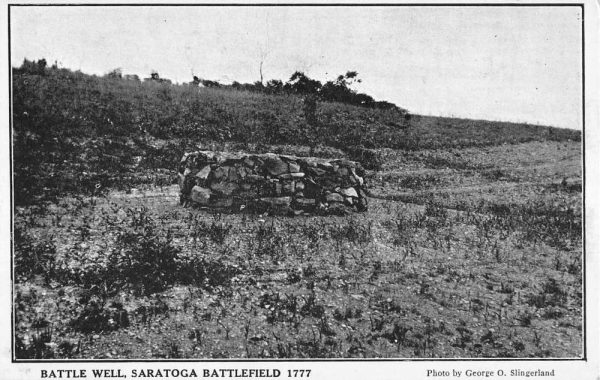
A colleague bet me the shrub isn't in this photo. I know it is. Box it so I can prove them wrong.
[107,210,180,295]
[58,207,181,296]
[14,227,56,282]
[70,299,129,333]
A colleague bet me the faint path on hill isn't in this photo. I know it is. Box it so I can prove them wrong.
[375,161,581,177]
[367,178,581,201]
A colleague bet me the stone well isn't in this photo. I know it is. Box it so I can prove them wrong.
[178,151,368,215]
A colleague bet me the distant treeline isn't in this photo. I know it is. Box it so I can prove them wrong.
[89,61,402,111]
[224,71,402,111]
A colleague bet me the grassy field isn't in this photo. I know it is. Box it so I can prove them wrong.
[12,64,582,359]
[13,140,582,359]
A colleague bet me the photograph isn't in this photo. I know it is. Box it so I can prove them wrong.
[8,3,586,364]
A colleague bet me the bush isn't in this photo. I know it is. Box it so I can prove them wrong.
[106,208,180,295]
[56,207,180,296]
[14,227,56,282]
[70,299,129,333]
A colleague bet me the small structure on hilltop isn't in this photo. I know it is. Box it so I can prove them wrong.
[178,151,368,215]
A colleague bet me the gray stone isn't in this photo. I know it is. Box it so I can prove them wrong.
[210,181,239,196]
[212,198,233,208]
[336,167,349,177]
[306,167,327,177]
[346,174,359,186]
[227,166,240,182]
[288,161,301,173]
[274,181,283,196]
[258,196,292,214]
[300,158,318,167]
[264,155,288,176]
[245,174,263,182]
[351,168,364,186]
[318,162,334,171]
[237,167,247,178]
[278,172,305,180]
[243,157,255,168]
[282,181,295,194]
[212,166,229,181]
[295,198,316,207]
[234,190,259,199]
[195,165,211,180]
[260,196,292,206]
[178,173,186,191]
[326,192,344,203]
[295,181,305,192]
[339,187,358,198]
[190,186,212,205]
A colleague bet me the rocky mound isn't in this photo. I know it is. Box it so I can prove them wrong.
[178,151,368,215]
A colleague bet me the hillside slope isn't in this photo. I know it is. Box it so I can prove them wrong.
[12,64,581,204]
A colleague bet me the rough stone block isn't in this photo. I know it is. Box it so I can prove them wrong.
[264,155,288,176]
[196,165,211,180]
[212,197,234,208]
[306,167,327,177]
[326,192,344,203]
[318,162,334,171]
[279,172,305,180]
[212,166,230,181]
[282,180,295,194]
[288,161,301,173]
[272,181,282,196]
[210,181,239,196]
[178,173,186,191]
[227,166,240,182]
[336,167,349,177]
[339,187,359,198]
[257,197,292,214]
[190,186,212,205]
[294,198,316,209]
[245,174,263,182]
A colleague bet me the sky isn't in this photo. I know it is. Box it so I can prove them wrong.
[10,5,583,129]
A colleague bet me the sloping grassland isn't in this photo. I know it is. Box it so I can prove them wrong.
[12,65,582,359]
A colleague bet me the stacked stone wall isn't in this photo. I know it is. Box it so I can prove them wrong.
[178,151,368,215]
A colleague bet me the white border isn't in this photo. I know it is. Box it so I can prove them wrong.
[1,1,598,379]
